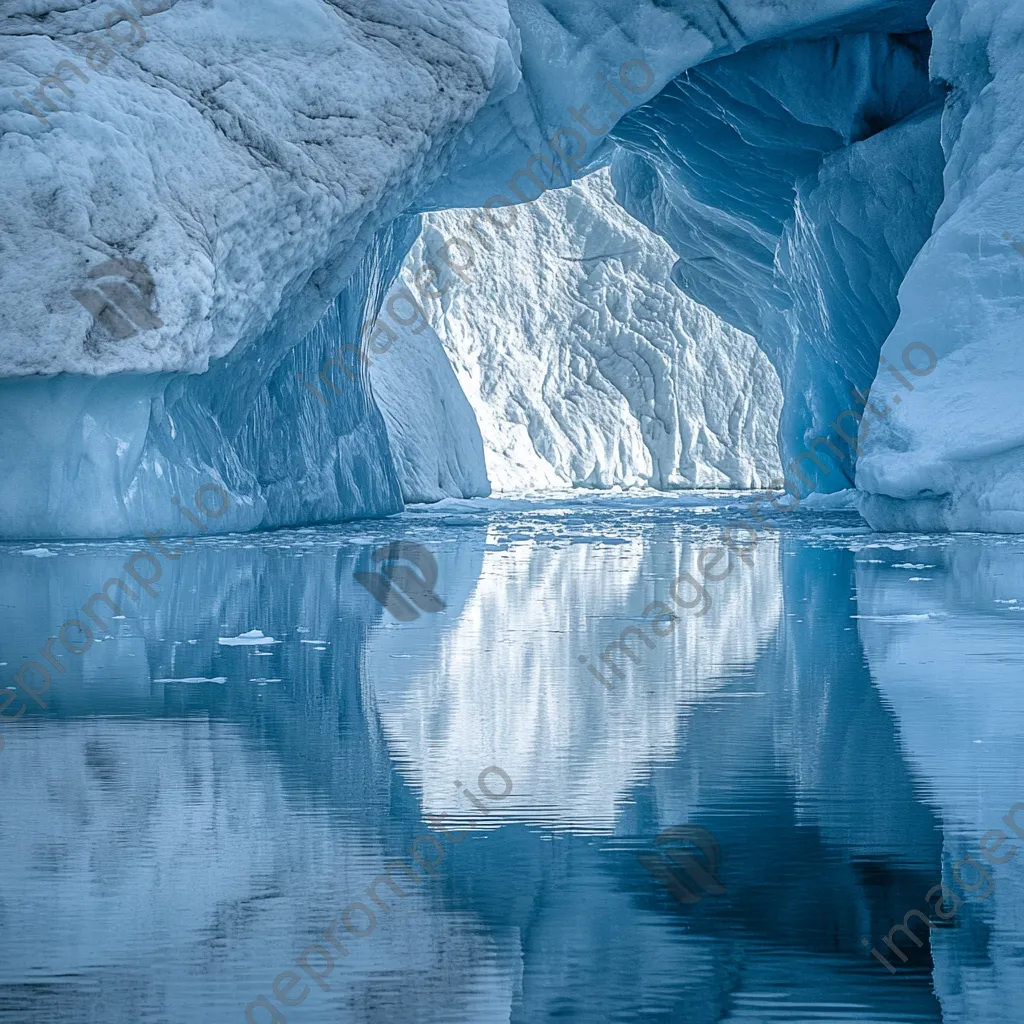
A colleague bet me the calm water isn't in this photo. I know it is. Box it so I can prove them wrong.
[1,494,1022,1023]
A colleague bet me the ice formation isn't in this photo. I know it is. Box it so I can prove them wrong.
[609,25,944,495]
[0,0,1022,534]
[856,0,1024,532]
[377,167,782,494]
[367,315,491,504]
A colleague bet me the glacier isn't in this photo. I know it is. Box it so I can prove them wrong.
[0,0,1023,535]
[374,166,782,496]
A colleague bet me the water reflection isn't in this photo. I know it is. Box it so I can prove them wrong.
[0,496,1020,1023]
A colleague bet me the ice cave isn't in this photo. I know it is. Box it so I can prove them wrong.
[2,2,1024,1022]
[1,0,1021,537]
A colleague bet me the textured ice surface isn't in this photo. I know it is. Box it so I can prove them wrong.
[368,317,491,503]
[856,0,1024,532]
[378,168,782,494]
[610,27,944,495]
[0,0,1020,534]
[0,0,520,377]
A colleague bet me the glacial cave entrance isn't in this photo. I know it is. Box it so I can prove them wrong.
[367,166,784,504]
[363,25,941,508]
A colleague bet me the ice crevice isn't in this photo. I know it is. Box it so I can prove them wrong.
[0,0,1020,535]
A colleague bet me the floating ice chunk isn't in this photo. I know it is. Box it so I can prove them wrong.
[154,677,228,684]
[20,548,56,558]
[218,630,280,646]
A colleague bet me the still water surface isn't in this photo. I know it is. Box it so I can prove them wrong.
[0,494,1022,1023]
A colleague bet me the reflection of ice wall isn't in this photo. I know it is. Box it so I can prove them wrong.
[855,539,1024,1021]
[383,168,782,493]
[0,521,513,1023]
[0,721,520,1024]
[366,517,782,831]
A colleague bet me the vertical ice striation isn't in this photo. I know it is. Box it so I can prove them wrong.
[375,168,782,493]
[857,0,1024,531]
[609,27,944,494]
[367,307,491,504]
[0,218,417,538]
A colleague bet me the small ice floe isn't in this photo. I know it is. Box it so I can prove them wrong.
[218,629,280,646]
[154,677,228,684]
[299,639,328,645]
[893,563,935,570]
[20,547,56,558]
[850,613,935,622]
[907,576,933,581]
[995,599,1019,604]
[249,678,281,684]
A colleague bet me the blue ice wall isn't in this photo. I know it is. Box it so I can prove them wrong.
[0,218,418,539]
[609,29,945,493]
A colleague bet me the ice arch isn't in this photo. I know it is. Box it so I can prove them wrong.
[0,0,1021,536]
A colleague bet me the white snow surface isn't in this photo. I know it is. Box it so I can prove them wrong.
[0,0,521,376]
[0,0,892,378]
[376,168,782,495]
